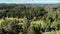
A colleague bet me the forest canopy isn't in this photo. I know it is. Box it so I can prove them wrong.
[0,4,60,34]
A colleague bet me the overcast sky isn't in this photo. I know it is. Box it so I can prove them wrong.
[0,0,60,4]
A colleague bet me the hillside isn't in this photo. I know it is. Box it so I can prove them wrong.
[0,3,60,34]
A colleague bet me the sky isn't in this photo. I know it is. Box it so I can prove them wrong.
[0,0,60,4]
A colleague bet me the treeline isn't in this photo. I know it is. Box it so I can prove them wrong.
[0,5,60,20]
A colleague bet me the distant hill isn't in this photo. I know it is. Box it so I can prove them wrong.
[0,3,18,9]
[0,3,60,9]
[21,3,60,6]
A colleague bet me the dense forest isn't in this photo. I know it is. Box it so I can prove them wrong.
[0,4,60,34]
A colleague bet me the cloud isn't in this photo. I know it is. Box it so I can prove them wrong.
[0,0,60,4]
[18,0,60,3]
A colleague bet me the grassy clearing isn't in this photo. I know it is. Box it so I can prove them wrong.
[0,18,25,25]
[0,19,4,26]
[56,30,60,34]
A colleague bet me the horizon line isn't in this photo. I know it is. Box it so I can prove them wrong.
[0,2,60,4]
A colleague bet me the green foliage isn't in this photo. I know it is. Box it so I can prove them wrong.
[0,5,60,34]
